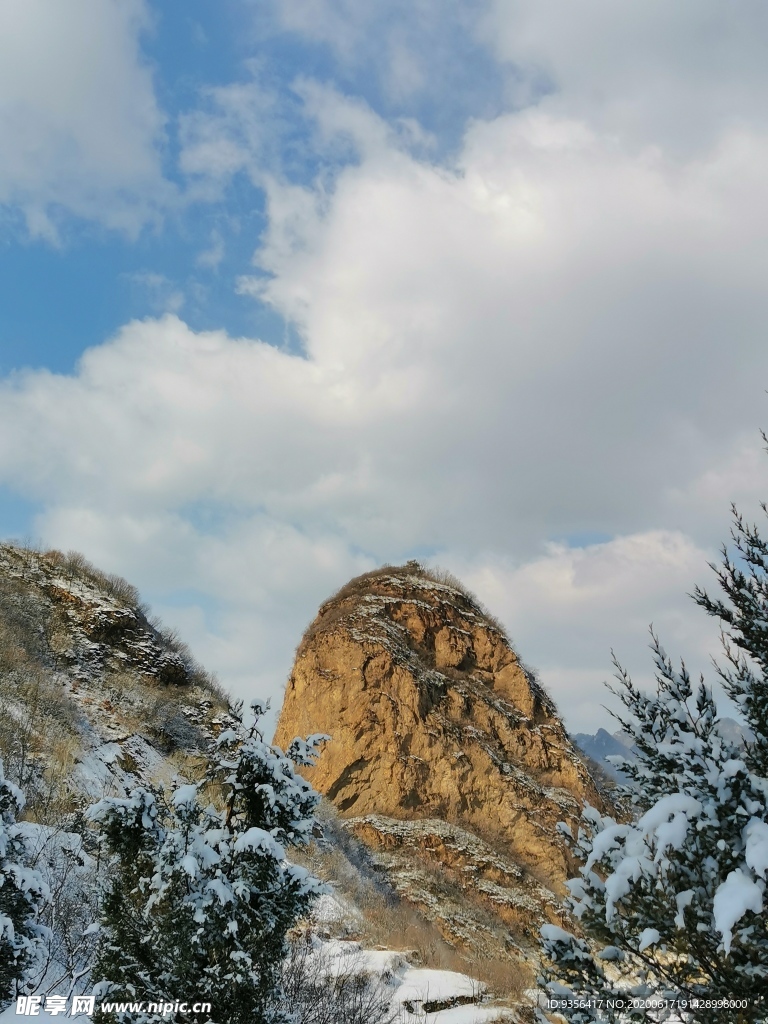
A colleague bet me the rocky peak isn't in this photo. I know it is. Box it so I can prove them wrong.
[0,544,192,687]
[275,563,612,960]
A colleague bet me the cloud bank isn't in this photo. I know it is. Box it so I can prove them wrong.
[3,1,768,732]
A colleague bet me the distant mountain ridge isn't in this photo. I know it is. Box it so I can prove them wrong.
[572,728,635,783]
[574,718,751,784]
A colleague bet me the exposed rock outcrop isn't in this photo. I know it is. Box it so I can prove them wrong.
[275,562,612,958]
[0,543,231,812]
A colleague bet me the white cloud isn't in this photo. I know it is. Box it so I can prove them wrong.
[260,0,492,106]
[126,272,185,314]
[0,0,168,236]
[196,230,226,270]
[481,0,768,154]
[178,75,276,190]
[240,90,768,551]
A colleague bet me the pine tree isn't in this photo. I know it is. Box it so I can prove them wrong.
[0,758,48,1008]
[88,701,327,1024]
[540,500,768,1024]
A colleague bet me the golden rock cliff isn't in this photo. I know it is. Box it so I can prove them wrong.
[275,562,612,958]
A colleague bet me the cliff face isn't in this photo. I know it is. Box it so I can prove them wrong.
[0,544,231,815]
[275,563,611,956]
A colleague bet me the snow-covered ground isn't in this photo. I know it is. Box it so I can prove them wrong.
[1,938,515,1024]
[293,887,519,1021]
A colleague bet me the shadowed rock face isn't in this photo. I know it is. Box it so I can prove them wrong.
[275,564,611,953]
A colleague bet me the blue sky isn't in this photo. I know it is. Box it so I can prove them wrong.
[2,0,768,734]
